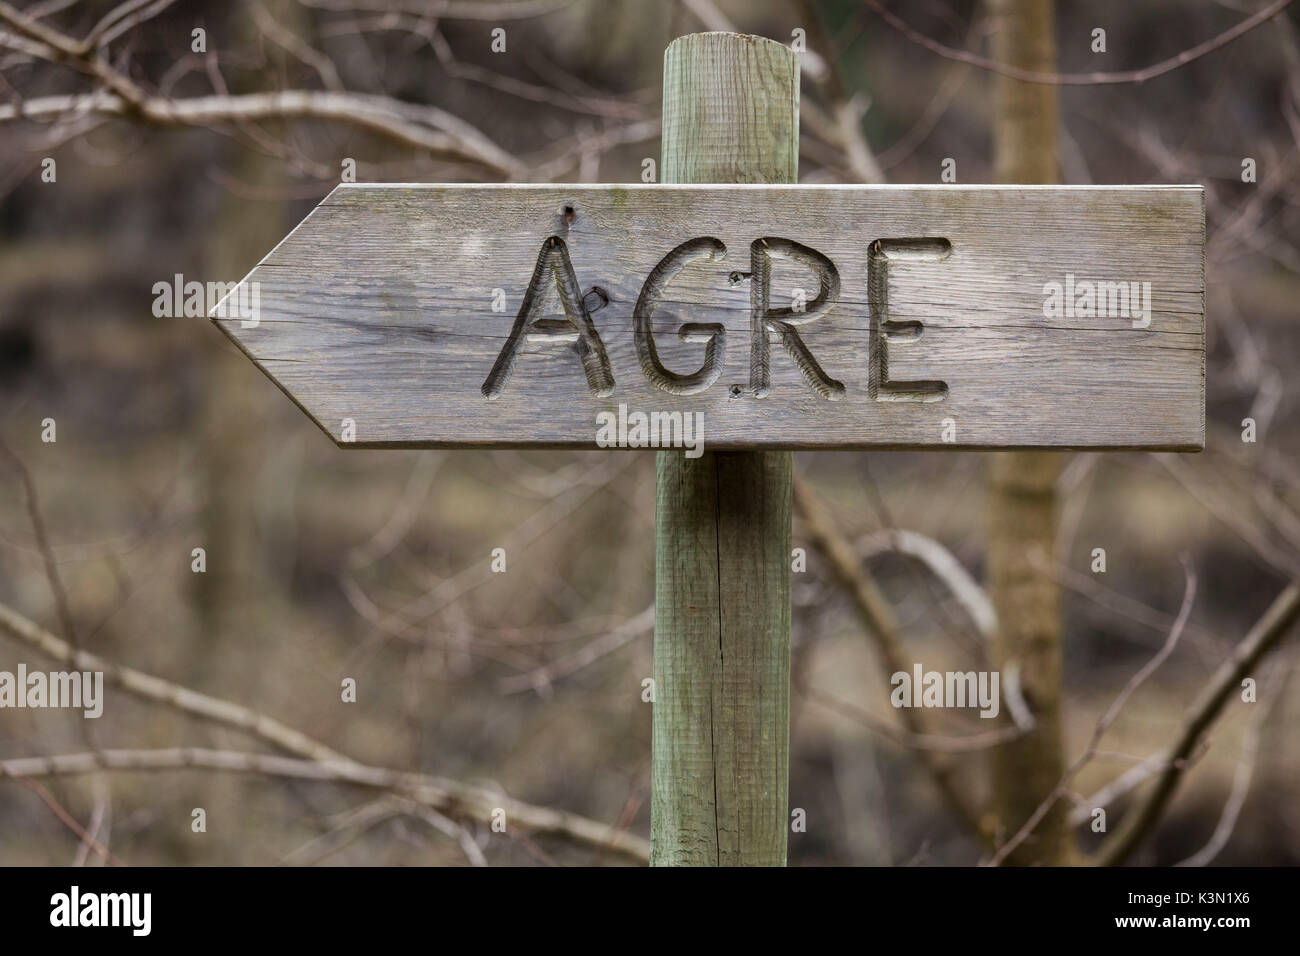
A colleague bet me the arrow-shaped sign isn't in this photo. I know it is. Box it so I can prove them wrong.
[212,182,1204,451]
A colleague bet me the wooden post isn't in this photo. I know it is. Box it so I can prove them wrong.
[651,32,796,867]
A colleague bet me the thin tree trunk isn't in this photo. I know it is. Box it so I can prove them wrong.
[986,0,1071,866]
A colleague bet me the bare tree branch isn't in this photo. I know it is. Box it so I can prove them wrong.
[300,0,577,21]
[497,603,654,695]
[793,473,989,840]
[801,684,1027,754]
[252,2,344,91]
[0,599,648,862]
[856,529,997,642]
[1093,582,1300,866]
[0,90,527,177]
[863,0,1295,86]
[83,0,179,52]
[985,558,1198,867]
[0,747,647,863]
[1175,661,1288,866]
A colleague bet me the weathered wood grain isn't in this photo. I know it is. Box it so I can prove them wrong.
[653,449,792,866]
[213,182,1204,450]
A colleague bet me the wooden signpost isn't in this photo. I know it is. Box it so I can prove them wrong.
[212,32,1204,866]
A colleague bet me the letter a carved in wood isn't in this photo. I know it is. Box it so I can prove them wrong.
[482,236,615,400]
